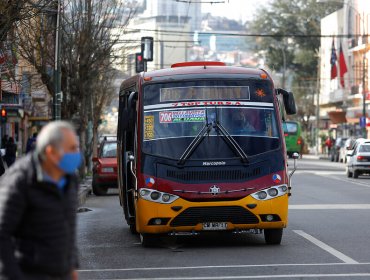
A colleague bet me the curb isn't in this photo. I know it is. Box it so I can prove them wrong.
[78,177,92,207]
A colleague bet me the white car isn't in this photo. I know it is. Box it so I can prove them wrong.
[347,139,370,178]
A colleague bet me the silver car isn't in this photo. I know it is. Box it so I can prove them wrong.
[347,140,370,178]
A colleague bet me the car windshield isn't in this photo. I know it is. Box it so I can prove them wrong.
[359,145,370,153]
[142,80,281,160]
[101,142,117,158]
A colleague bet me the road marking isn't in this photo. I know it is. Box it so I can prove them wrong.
[293,230,358,264]
[325,175,370,188]
[78,262,367,273]
[298,171,370,188]
[289,204,370,210]
[98,273,370,279]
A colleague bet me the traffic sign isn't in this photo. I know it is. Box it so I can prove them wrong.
[360,116,366,128]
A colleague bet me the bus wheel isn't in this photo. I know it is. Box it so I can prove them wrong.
[264,229,283,245]
[140,233,157,247]
[129,223,137,234]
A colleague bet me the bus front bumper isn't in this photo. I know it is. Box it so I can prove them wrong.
[135,195,288,234]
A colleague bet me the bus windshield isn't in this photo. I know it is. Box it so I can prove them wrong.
[142,80,281,160]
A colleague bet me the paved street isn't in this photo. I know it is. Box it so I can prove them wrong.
[76,158,370,279]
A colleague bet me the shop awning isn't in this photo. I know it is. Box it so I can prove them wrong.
[328,111,347,124]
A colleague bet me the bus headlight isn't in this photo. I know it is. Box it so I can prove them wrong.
[139,188,179,204]
[251,184,288,201]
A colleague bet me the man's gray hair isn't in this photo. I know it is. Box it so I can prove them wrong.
[36,121,76,159]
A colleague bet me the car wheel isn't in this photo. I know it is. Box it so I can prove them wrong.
[140,233,158,247]
[92,176,108,196]
[347,168,353,178]
[264,229,283,245]
[353,170,359,179]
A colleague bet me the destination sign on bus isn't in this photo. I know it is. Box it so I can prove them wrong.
[160,86,250,102]
[159,110,206,123]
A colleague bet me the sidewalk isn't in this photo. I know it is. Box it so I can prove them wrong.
[78,176,92,207]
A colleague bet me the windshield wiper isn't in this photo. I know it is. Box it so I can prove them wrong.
[178,123,212,165]
[213,107,249,163]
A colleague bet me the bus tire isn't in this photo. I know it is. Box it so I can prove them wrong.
[129,223,137,234]
[353,170,359,179]
[264,229,283,245]
[140,233,157,247]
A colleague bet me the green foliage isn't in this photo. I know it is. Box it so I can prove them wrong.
[248,0,342,138]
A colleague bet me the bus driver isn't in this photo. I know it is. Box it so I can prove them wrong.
[232,109,257,135]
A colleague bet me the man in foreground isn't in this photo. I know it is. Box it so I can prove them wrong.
[0,121,81,280]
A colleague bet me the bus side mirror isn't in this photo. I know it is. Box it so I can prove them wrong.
[283,92,296,115]
[123,91,138,131]
[276,88,296,115]
[128,91,138,109]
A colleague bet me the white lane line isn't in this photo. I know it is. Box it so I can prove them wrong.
[289,204,370,210]
[300,171,370,188]
[98,273,370,280]
[78,262,364,273]
[293,230,358,264]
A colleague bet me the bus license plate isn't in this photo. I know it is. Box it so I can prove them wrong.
[202,222,228,231]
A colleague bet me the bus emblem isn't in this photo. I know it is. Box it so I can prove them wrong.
[209,185,221,195]
[272,174,281,183]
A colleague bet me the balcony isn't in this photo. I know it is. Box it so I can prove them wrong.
[329,88,345,103]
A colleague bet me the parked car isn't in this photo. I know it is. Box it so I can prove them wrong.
[330,137,347,162]
[92,141,118,196]
[339,138,356,163]
[347,139,370,178]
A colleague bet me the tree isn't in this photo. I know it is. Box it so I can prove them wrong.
[248,0,342,136]
[15,0,135,176]
[0,0,50,42]
[61,0,134,175]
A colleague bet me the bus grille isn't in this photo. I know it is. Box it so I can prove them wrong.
[170,206,259,227]
[166,168,261,182]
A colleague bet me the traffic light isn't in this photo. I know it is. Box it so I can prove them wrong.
[1,108,7,123]
[141,37,154,61]
[135,53,145,73]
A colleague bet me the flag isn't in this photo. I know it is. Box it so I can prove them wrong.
[330,39,337,80]
[339,42,348,88]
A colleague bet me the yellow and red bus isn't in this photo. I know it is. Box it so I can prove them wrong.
[117,61,297,246]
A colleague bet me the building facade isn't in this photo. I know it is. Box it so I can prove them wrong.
[319,0,370,138]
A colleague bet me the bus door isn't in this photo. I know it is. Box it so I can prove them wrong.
[118,85,138,231]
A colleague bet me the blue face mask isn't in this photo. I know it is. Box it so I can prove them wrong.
[58,152,82,174]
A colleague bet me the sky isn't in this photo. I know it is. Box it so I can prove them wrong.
[201,0,271,23]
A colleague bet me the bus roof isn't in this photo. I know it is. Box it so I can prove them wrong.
[142,65,271,82]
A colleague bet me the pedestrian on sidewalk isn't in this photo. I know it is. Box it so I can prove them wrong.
[325,136,333,156]
[1,134,8,149]
[4,137,17,167]
[26,132,38,154]
[0,121,81,280]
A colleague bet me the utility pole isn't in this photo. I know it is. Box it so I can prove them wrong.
[316,48,321,155]
[362,51,367,138]
[54,0,61,120]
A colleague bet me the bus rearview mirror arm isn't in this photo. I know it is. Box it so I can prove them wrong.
[128,153,138,196]
[289,152,299,179]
